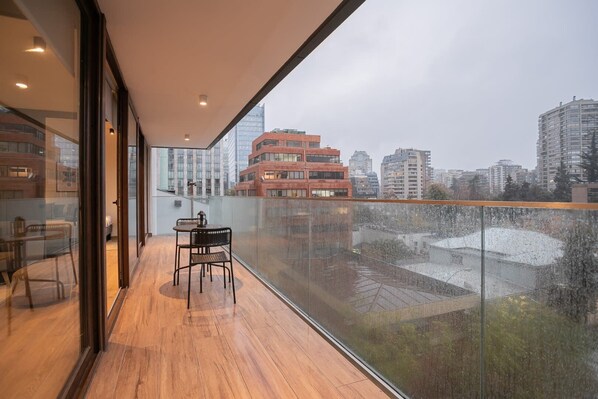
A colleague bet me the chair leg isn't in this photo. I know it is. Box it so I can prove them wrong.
[187,264,192,309]
[55,258,61,298]
[1,271,11,304]
[69,251,77,285]
[200,264,203,293]
[23,268,33,309]
[173,245,179,285]
[230,261,236,304]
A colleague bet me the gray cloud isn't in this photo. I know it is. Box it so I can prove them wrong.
[264,0,598,173]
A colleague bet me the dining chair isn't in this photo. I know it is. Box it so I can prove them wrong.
[24,223,77,300]
[0,239,15,304]
[173,217,200,285]
[27,223,76,284]
[180,227,235,308]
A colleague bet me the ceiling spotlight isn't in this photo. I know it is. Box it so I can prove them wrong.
[26,36,46,53]
[184,134,190,141]
[109,128,115,135]
[198,94,208,107]
[15,75,28,89]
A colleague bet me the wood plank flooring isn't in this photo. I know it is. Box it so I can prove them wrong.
[0,252,80,399]
[86,236,389,398]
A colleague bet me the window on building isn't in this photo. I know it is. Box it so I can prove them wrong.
[263,171,304,179]
[286,140,304,147]
[309,171,344,179]
[266,189,307,197]
[310,189,348,197]
[306,154,340,163]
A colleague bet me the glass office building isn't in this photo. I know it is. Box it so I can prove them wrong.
[225,104,265,189]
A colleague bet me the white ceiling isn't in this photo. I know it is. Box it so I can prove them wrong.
[97,0,347,149]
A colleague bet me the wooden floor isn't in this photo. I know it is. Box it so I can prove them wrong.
[0,252,80,399]
[86,235,389,398]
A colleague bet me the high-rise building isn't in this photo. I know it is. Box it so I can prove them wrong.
[452,170,490,200]
[225,104,265,189]
[433,169,464,188]
[537,97,598,190]
[380,148,431,199]
[235,129,352,198]
[155,141,227,197]
[348,151,378,198]
[350,172,379,198]
[489,160,522,194]
[348,150,373,175]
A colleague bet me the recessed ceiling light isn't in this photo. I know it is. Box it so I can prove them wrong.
[26,36,46,53]
[109,128,115,135]
[16,75,29,89]
[184,134,190,141]
[198,94,208,107]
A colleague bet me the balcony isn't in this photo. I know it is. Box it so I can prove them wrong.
[198,196,597,398]
[85,234,387,398]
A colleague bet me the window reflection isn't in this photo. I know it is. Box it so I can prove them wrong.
[0,0,81,397]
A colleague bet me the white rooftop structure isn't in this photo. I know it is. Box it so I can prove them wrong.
[432,228,563,267]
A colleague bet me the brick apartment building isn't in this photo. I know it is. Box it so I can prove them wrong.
[234,129,352,198]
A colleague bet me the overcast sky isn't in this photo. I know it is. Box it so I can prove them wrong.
[263,0,598,173]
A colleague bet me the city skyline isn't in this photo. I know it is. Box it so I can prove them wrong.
[262,0,598,172]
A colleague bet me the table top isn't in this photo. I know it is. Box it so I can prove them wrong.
[0,230,62,243]
[172,223,222,233]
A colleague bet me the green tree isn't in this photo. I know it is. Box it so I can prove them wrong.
[347,297,598,398]
[425,183,452,200]
[552,162,572,202]
[518,181,530,201]
[502,175,519,201]
[528,184,553,202]
[360,239,414,264]
[580,132,598,182]
[551,223,598,323]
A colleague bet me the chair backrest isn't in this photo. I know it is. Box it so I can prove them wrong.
[25,223,71,258]
[26,223,71,238]
[191,227,231,249]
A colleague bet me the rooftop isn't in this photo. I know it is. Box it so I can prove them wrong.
[432,227,563,267]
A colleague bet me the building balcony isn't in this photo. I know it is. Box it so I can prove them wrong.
[195,196,597,398]
[85,235,388,398]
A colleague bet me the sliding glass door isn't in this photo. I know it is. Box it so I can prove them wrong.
[0,0,84,397]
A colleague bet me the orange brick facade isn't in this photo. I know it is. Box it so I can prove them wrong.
[234,131,352,198]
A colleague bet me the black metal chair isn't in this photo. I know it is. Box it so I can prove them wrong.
[0,239,15,304]
[178,227,235,308]
[27,223,76,283]
[17,223,76,303]
[173,218,200,285]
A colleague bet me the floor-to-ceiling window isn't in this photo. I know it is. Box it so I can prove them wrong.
[0,0,84,396]
[104,66,120,313]
[127,103,138,277]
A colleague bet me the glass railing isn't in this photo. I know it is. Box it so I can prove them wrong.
[209,197,598,398]
[152,194,210,235]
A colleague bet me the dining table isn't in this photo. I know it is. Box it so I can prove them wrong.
[172,223,222,233]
